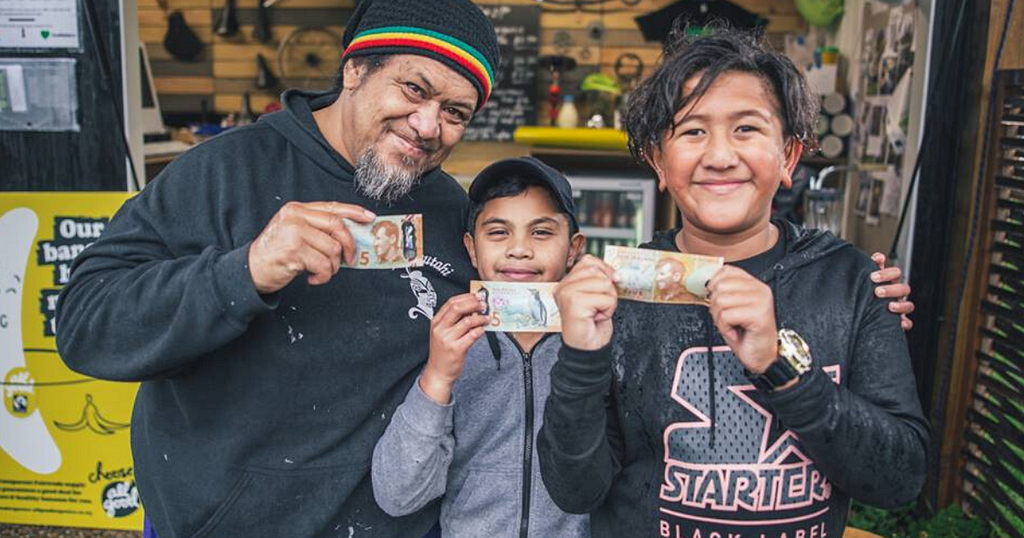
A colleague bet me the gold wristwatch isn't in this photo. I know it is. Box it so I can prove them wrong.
[746,329,813,391]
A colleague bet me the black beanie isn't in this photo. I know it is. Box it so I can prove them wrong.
[342,0,500,110]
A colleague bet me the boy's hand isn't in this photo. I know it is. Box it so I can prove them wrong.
[707,266,778,375]
[554,255,618,351]
[419,294,489,404]
[870,253,915,331]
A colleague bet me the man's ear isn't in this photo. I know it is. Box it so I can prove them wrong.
[463,232,478,269]
[644,147,669,193]
[342,60,365,92]
[566,232,586,268]
[780,138,804,189]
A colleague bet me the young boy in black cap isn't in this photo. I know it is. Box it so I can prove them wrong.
[371,156,591,538]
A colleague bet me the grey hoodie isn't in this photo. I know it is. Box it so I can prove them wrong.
[373,332,589,538]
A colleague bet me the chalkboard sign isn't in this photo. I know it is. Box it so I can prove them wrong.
[463,4,539,142]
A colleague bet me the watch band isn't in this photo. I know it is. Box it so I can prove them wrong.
[745,329,812,391]
[746,358,799,391]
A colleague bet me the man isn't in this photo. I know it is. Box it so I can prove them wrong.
[373,220,403,264]
[653,257,697,303]
[55,1,499,537]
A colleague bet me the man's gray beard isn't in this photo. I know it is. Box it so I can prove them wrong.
[353,147,425,204]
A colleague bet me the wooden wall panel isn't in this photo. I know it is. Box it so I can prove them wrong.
[140,0,806,117]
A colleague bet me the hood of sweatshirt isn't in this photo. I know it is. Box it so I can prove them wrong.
[643,218,851,280]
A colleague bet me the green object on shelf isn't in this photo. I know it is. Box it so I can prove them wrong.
[581,73,621,96]
[513,126,629,152]
[794,0,844,26]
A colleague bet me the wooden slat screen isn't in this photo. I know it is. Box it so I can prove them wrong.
[960,69,1024,538]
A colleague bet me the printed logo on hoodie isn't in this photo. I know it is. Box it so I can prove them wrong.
[658,345,841,538]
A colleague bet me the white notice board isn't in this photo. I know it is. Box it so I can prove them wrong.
[0,0,80,50]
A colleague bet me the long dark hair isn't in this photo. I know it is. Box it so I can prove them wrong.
[624,24,819,160]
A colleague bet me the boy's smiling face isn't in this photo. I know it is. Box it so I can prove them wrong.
[464,186,584,283]
[647,71,802,237]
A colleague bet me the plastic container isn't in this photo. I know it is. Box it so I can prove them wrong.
[556,95,579,129]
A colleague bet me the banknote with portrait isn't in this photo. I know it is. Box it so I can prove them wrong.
[344,214,424,269]
[470,281,561,333]
[603,245,723,305]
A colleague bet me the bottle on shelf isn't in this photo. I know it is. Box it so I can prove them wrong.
[576,191,590,226]
[237,93,255,126]
[556,94,579,129]
[616,194,630,228]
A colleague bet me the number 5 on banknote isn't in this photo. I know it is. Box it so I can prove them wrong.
[344,214,424,269]
[470,281,561,333]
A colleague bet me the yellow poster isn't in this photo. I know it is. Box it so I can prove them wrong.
[0,192,141,530]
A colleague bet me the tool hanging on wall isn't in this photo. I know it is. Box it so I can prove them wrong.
[255,53,279,90]
[253,0,273,43]
[539,55,577,126]
[155,0,204,62]
[613,52,643,130]
[535,0,639,14]
[277,26,343,88]
[214,0,239,38]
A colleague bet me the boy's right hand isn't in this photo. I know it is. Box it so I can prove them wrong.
[554,255,618,351]
[419,293,489,404]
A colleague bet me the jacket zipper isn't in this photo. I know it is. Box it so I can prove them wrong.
[507,335,549,538]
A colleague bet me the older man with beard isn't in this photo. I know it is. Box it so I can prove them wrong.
[54,1,498,537]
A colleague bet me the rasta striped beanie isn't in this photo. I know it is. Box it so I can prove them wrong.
[342,0,501,111]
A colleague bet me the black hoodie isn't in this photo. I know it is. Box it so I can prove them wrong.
[537,220,928,538]
[56,90,475,538]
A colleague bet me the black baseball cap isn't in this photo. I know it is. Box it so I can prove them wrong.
[468,156,579,233]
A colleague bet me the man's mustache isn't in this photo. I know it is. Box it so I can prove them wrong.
[383,124,440,154]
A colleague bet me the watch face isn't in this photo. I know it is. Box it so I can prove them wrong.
[778,329,812,372]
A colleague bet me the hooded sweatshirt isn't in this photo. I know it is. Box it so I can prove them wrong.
[56,90,475,538]
[537,220,928,538]
[372,332,589,538]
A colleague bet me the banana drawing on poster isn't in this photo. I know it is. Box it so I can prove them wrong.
[0,193,141,530]
[0,208,61,475]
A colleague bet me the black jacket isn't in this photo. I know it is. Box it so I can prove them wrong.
[56,90,475,538]
[537,221,928,538]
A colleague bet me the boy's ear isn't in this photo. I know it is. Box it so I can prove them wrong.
[780,138,804,189]
[463,232,478,269]
[644,147,669,193]
[566,232,586,269]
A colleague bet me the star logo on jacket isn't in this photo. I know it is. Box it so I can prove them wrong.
[657,345,842,530]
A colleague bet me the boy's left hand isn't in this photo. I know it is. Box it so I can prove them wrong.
[706,266,778,375]
[870,253,915,331]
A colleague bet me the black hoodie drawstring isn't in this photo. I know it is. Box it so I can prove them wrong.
[486,332,502,370]
[704,309,716,450]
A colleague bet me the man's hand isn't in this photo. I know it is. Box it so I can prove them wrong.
[707,266,778,375]
[248,201,376,294]
[419,294,489,404]
[870,253,915,331]
[554,255,618,351]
